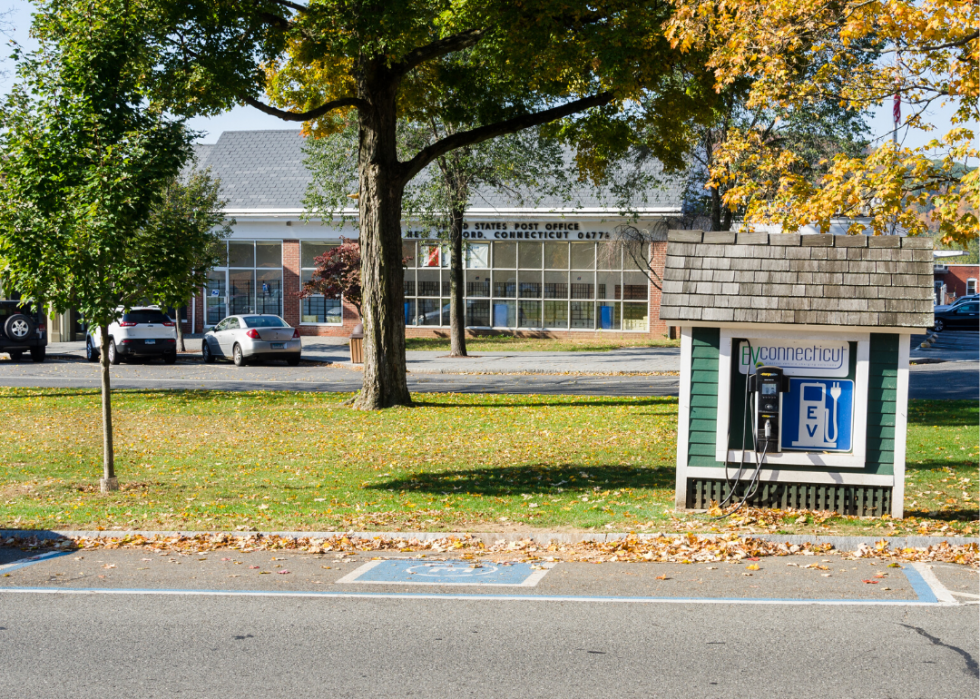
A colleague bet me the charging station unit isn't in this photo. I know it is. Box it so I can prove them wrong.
[660,231,934,518]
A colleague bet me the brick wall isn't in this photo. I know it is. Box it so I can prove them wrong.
[937,265,979,302]
[282,240,301,327]
[648,239,668,334]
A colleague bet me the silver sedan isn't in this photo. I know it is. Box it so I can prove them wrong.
[202,314,302,366]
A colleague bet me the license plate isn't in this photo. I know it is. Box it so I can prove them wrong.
[145,339,156,345]
[271,343,284,349]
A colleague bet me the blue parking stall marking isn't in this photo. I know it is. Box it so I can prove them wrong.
[0,550,72,574]
[901,565,939,604]
[335,559,555,587]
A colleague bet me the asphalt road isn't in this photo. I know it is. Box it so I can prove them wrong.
[1,549,977,698]
[0,354,975,399]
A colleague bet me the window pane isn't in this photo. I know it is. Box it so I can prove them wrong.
[302,242,336,268]
[301,297,342,324]
[570,272,594,299]
[494,242,517,268]
[403,299,416,326]
[206,270,226,325]
[518,270,541,298]
[597,272,621,301]
[492,300,516,328]
[623,303,648,331]
[596,242,621,270]
[123,310,170,324]
[229,242,254,268]
[570,242,594,269]
[518,242,542,268]
[544,242,568,269]
[518,300,542,328]
[623,272,648,301]
[570,301,594,329]
[493,270,516,298]
[213,242,228,267]
[623,241,648,271]
[229,269,255,315]
[402,241,416,268]
[256,269,282,315]
[544,271,568,299]
[466,270,490,297]
[597,302,621,330]
[256,242,282,268]
[417,298,442,326]
[466,299,490,327]
[403,269,416,297]
[543,301,568,329]
[417,269,440,296]
[466,243,490,269]
[420,244,441,267]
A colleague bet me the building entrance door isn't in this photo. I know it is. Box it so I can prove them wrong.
[206,270,227,327]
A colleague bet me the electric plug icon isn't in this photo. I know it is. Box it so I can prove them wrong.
[827,382,842,443]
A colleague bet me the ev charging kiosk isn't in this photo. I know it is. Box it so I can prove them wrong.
[660,231,934,518]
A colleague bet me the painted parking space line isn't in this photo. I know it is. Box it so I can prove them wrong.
[908,562,958,604]
[0,586,954,606]
[0,551,71,574]
[335,559,555,587]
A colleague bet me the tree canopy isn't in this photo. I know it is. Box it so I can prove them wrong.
[665,0,978,243]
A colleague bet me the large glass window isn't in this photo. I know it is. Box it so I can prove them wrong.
[398,237,648,332]
[301,241,342,324]
[207,241,285,323]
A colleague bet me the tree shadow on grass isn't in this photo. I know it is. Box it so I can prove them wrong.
[366,464,674,496]
[411,398,675,410]
[908,400,979,427]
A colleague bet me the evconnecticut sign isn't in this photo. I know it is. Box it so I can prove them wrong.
[738,340,849,378]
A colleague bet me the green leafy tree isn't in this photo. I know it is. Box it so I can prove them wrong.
[0,24,194,491]
[144,168,234,351]
[28,0,712,409]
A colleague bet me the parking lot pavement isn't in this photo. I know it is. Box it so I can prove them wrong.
[0,352,973,399]
[911,330,979,363]
[1,547,976,698]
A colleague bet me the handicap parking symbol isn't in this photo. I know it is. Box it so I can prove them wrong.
[336,559,554,587]
[781,378,853,452]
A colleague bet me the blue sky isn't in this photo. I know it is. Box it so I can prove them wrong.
[1,0,967,150]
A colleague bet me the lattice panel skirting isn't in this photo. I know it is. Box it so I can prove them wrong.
[686,478,892,517]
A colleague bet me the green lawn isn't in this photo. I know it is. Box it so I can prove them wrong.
[404,335,679,352]
[0,389,975,536]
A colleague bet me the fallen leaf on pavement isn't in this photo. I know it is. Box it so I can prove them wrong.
[862,580,879,584]
[746,564,760,571]
[248,565,260,569]
[277,570,290,575]
[656,574,668,580]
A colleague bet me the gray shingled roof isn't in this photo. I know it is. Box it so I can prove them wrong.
[192,130,686,213]
[659,231,935,328]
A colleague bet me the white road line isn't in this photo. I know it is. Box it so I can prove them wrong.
[949,591,980,599]
[909,563,959,604]
[0,587,945,606]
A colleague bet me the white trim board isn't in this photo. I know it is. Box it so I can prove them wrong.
[891,334,911,518]
[685,466,894,487]
[678,321,930,336]
[713,329,870,469]
[675,328,694,510]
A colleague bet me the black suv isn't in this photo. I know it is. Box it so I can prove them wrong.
[0,300,47,362]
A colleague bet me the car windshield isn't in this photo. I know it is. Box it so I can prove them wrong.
[243,316,287,328]
[123,310,170,324]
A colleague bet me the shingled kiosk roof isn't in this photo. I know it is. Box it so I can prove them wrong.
[658,231,934,328]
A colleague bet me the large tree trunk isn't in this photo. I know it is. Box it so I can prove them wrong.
[354,64,412,409]
[710,184,723,232]
[448,205,467,357]
[98,324,118,492]
[176,315,185,352]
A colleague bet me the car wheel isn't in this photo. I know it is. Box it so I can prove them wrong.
[934,319,945,332]
[29,346,45,363]
[3,313,35,343]
[202,342,216,364]
[163,351,177,365]
[85,337,99,362]
[286,356,301,366]
[233,343,245,367]
[108,341,120,365]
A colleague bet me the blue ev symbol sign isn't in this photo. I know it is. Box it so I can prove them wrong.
[781,378,854,452]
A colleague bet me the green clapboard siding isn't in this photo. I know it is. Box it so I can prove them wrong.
[688,328,723,467]
[865,334,900,475]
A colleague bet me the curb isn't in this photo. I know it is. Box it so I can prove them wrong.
[1,530,976,552]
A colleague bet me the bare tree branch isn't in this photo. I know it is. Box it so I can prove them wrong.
[399,92,614,184]
[241,94,367,121]
[390,29,486,78]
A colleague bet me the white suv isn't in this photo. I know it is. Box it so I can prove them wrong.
[86,306,178,364]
